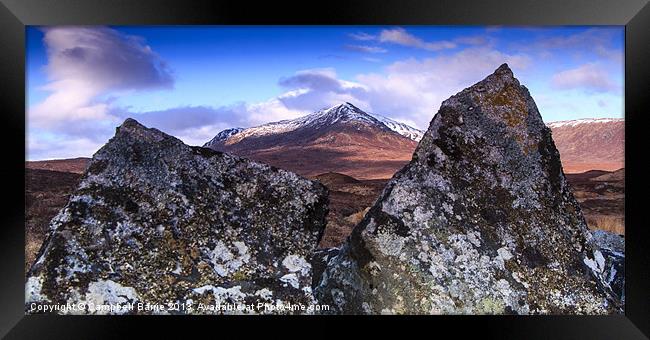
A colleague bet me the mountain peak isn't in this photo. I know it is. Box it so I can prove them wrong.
[328,102,359,110]
[308,102,383,127]
[321,102,367,117]
[341,102,361,110]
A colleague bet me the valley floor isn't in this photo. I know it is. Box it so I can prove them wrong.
[24,165,625,274]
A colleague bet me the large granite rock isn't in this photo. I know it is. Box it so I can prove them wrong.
[26,119,328,314]
[314,64,621,314]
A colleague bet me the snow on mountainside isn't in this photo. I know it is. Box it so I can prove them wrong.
[546,118,623,128]
[203,102,423,147]
[203,102,419,180]
[371,114,424,141]
[203,127,244,148]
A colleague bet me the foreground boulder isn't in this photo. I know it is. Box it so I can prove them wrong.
[314,64,621,314]
[26,119,328,314]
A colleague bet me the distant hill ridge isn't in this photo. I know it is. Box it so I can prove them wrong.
[203,102,420,179]
[546,117,624,173]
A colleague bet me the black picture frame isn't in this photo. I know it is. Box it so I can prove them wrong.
[1,0,648,338]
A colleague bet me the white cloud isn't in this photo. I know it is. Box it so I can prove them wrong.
[245,98,309,126]
[378,27,456,51]
[27,133,106,161]
[355,47,531,128]
[275,68,370,113]
[27,26,175,159]
[175,124,239,147]
[29,26,173,130]
[551,63,617,93]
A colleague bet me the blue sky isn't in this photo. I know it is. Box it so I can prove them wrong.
[26,26,624,160]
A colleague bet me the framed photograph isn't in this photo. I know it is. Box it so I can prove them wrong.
[1,0,648,338]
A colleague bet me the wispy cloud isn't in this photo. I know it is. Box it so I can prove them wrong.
[523,28,622,62]
[349,32,376,41]
[536,29,614,50]
[551,63,617,93]
[349,27,492,52]
[378,27,456,51]
[345,44,387,53]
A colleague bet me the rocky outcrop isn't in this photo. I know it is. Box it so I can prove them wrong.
[314,64,621,314]
[26,119,328,314]
[591,230,624,305]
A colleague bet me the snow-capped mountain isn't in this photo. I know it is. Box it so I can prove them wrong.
[546,117,624,173]
[203,103,419,179]
[203,103,423,147]
[203,127,244,148]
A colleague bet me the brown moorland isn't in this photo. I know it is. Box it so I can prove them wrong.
[218,123,416,180]
[25,168,82,273]
[25,157,90,174]
[549,119,624,173]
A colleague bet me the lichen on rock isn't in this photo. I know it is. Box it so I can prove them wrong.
[590,230,624,305]
[314,64,622,315]
[25,118,329,314]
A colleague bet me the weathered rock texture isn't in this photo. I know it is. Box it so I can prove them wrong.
[314,64,621,314]
[26,119,328,314]
[591,230,624,305]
